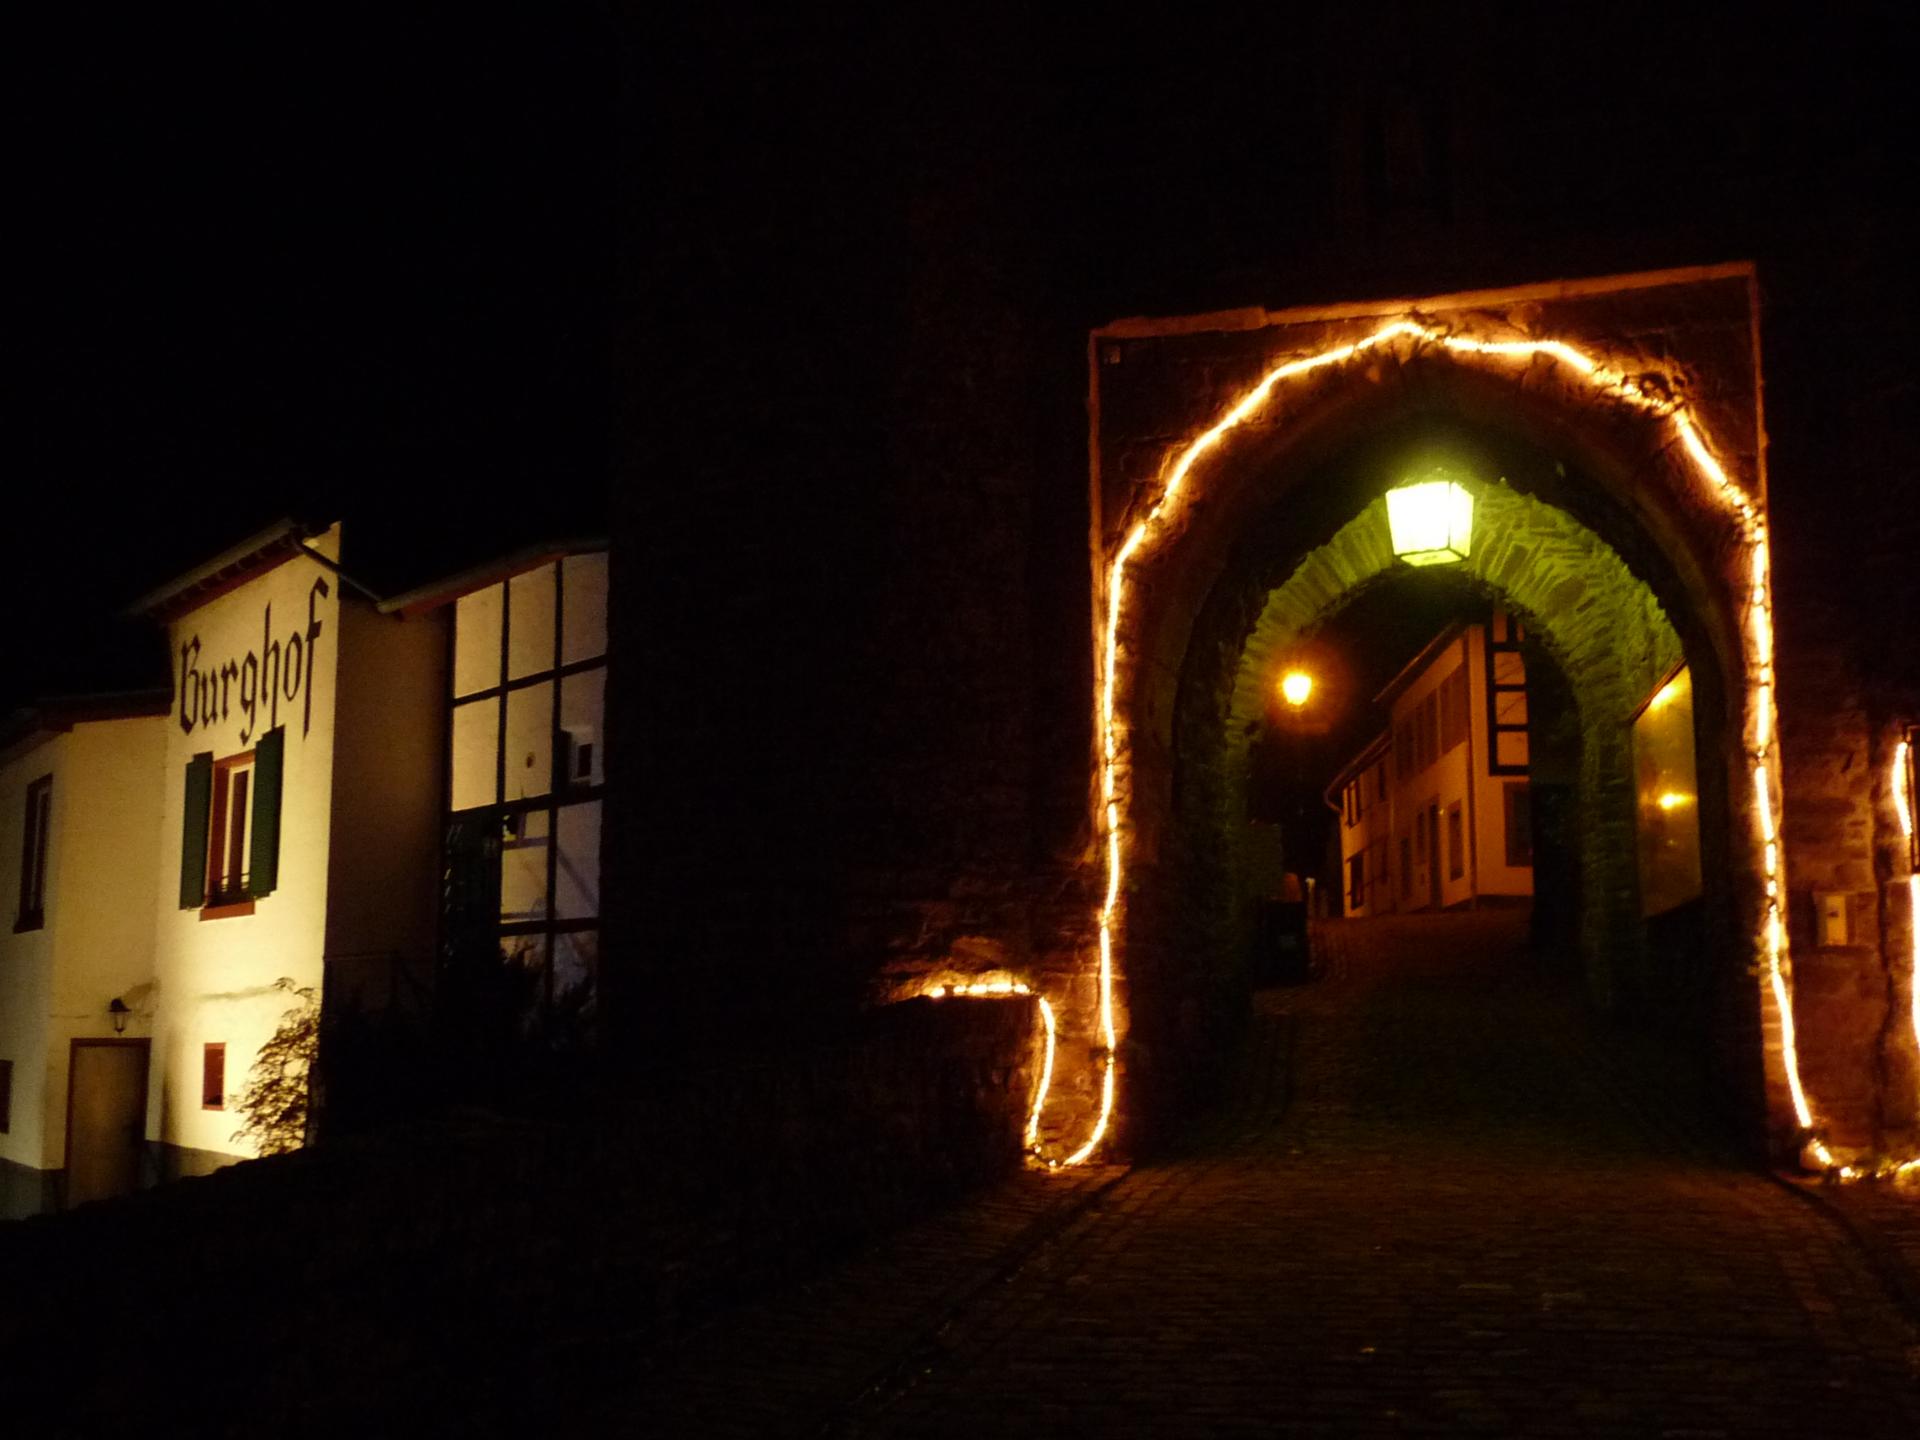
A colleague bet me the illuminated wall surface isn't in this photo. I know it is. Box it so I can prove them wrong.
[154,535,346,1172]
[0,718,167,1211]
[1633,668,1703,918]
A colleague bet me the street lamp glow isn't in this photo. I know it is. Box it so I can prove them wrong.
[1279,670,1314,707]
[1387,479,1475,566]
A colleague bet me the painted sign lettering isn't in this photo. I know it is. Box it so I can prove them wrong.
[178,577,330,742]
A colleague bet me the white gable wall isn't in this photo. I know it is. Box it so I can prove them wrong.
[152,548,340,1170]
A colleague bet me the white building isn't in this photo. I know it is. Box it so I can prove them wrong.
[1327,612,1534,917]
[137,521,447,1183]
[0,698,167,1217]
[0,520,608,1214]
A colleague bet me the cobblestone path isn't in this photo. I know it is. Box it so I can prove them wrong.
[626,915,1920,1436]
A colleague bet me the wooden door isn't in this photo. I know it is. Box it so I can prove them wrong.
[66,1040,149,1207]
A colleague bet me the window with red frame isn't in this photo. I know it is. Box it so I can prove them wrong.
[202,1043,226,1110]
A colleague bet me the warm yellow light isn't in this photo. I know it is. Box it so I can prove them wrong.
[1656,791,1692,811]
[1648,678,1682,711]
[1386,479,1475,566]
[1280,670,1313,707]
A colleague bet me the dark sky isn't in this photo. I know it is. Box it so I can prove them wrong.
[11,4,1914,720]
[9,7,612,708]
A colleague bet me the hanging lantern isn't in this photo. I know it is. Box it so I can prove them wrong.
[1386,478,1475,566]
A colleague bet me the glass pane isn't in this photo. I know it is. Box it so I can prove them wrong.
[499,809,549,923]
[1632,667,1702,916]
[508,564,557,681]
[1495,730,1530,768]
[554,800,601,920]
[503,933,549,1029]
[453,583,504,698]
[503,682,553,801]
[450,699,500,810]
[561,552,609,665]
[1493,652,1526,686]
[559,669,605,789]
[553,929,598,1014]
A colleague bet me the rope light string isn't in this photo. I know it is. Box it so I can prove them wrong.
[918,978,1062,1156]
[1890,742,1920,1181]
[1084,315,1845,1173]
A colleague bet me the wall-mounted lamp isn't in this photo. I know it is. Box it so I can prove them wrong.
[108,997,131,1035]
[1387,477,1475,566]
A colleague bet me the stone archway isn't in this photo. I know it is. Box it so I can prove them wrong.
[1046,270,1828,1169]
[1128,451,1751,1152]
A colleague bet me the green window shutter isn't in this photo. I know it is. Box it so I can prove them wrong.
[179,753,213,908]
[248,727,285,898]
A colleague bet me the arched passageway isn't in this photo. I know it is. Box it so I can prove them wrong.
[1138,421,1742,1143]
[1032,274,1830,1170]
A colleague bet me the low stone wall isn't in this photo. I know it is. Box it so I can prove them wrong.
[0,995,1041,1429]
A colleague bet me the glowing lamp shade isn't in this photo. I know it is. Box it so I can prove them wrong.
[1279,670,1313,707]
[1386,480,1475,566]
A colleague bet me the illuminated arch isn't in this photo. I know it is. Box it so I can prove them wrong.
[1049,315,1830,1171]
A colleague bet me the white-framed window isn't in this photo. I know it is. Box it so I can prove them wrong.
[179,728,284,913]
[208,752,256,905]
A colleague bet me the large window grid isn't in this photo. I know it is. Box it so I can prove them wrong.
[445,554,607,1026]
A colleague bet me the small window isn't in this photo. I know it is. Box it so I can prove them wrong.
[1347,852,1366,912]
[202,1043,227,1110]
[16,774,52,932]
[0,1058,12,1133]
[207,753,256,905]
[1505,783,1533,867]
[1447,802,1465,879]
[1399,836,1412,897]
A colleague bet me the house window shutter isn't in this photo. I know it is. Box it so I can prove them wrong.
[248,727,285,898]
[179,753,214,908]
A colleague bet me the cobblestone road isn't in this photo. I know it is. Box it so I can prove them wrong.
[621,915,1920,1437]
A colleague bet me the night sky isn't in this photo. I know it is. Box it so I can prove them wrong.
[11,5,1916,718]
[9,8,612,711]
